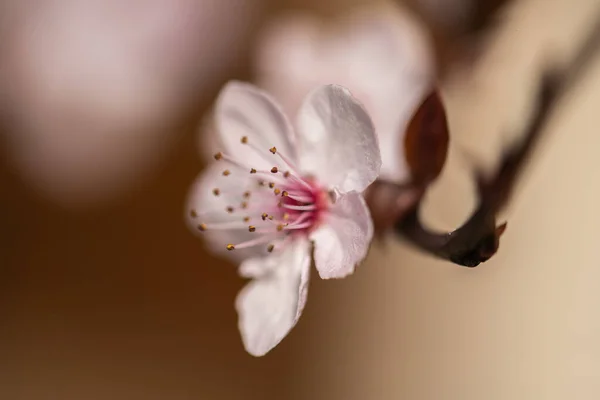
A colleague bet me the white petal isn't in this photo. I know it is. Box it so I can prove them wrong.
[235,238,311,356]
[185,163,264,263]
[296,85,381,193]
[310,191,373,279]
[215,81,297,171]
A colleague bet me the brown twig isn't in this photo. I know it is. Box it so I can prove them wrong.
[395,11,600,267]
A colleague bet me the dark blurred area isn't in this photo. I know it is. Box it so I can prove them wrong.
[3,0,600,399]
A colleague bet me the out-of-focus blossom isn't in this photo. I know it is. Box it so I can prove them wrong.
[250,2,435,185]
[0,0,258,206]
[186,82,381,356]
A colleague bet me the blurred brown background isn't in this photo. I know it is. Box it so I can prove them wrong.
[2,0,600,399]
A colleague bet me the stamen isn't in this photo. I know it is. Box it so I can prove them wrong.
[227,244,235,251]
[190,210,198,218]
[281,191,289,197]
[222,170,231,176]
[243,191,251,198]
[232,235,276,250]
[283,171,290,178]
[276,224,286,231]
[267,244,275,253]
[261,213,268,221]
[287,173,313,191]
[269,147,277,154]
[249,170,288,185]
[274,149,301,173]
[240,201,248,209]
[240,136,282,167]
[271,167,278,173]
[226,206,235,213]
[243,217,251,222]
[287,194,313,203]
[282,213,290,221]
[283,204,317,211]
[248,226,256,232]
[285,221,312,231]
[250,168,257,174]
[268,182,275,189]
[286,212,312,227]
[201,221,254,230]
[213,152,223,160]
[212,188,220,196]
[217,152,255,171]
[273,188,281,195]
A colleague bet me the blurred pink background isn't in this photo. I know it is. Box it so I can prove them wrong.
[2,0,600,399]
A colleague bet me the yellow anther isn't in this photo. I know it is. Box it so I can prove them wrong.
[267,244,275,253]
[198,223,207,231]
[248,226,256,232]
[222,170,231,176]
[226,206,234,213]
[261,213,268,221]
[269,147,277,154]
[241,136,248,144]
[243,216,251,222]
[240,201,248,209]
[271,167,278,173]
[276,224,285,231]
[268,182,275,188]
[273,188,281,195]
[282,213,290,221]
[243,191,251,198]
[226,244,235,251]
[281,191,288,197]
[283,171,290,178]
[268,215,274,220]
[212,188,220,196]
[250,168,257,174]
[213,152,223,160]
[190,209,198,218]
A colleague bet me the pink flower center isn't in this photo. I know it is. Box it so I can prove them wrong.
[191,136,330,254]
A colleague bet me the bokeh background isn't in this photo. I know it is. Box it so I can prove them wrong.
[2,0,600,399]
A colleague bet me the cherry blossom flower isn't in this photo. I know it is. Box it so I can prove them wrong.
[187,81,381,356]
[252,3,435,185]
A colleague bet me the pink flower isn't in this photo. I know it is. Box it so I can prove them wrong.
[187,82,381,356]
[253,3,435,185]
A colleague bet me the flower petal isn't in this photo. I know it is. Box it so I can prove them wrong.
[215,81,297,171]
[235,238,311,356]
[310,191,373,279]
[185,162,266,263]
[295,85,381,193]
